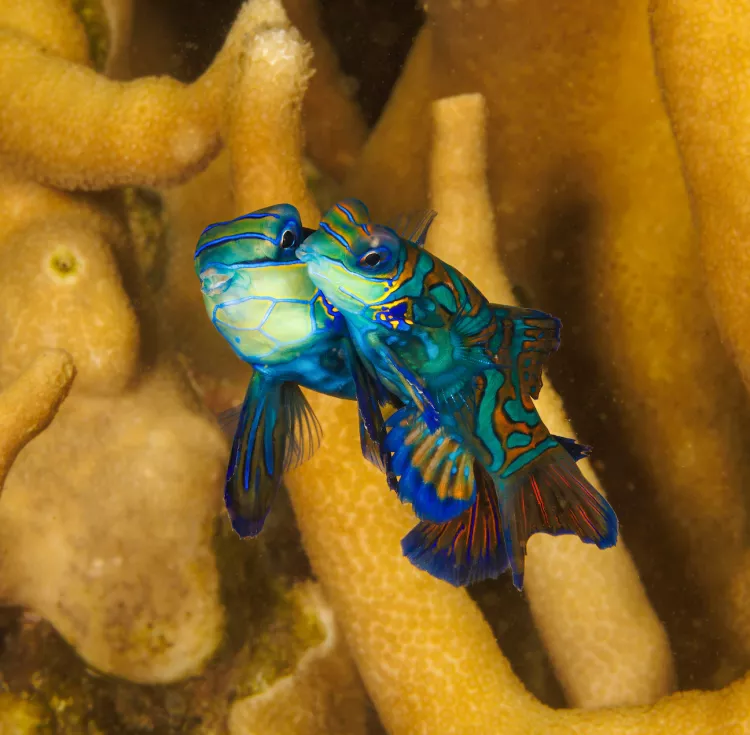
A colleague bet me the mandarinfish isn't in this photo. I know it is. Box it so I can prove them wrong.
[195,204,405,538]
[297,198,618,589]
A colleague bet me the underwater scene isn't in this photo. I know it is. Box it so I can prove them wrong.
[0,0,748,732]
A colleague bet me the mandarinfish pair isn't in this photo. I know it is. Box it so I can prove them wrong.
[194,199,618,589]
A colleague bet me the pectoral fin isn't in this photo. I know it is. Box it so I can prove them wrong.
[379,348,441,432]
[225,373,321,538]
[384,405,476,522]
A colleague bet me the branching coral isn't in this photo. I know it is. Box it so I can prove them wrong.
[225,20,319,225]
[650,0,750,397]
[0,0,90,64]
[649,0,750,665]
[428,92,673,709]
[0,0,364,192]
[0,349,75,492]
[287,80,750,735]
[3,0,750,731]
[0,1,239,189]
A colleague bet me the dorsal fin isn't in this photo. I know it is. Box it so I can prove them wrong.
[385,209,439,247]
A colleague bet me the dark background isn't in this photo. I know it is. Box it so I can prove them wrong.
[132,0,424,127]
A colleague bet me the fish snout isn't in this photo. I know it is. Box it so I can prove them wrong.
[296,242,312,262]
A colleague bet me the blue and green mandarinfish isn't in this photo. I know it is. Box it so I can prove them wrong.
[297,198,618,589]
[195,204,397,537]
[194,203,446,538]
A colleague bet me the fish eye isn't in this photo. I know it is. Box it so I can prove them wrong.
[200,268,233,296]
[280,229,297,249]
[360,249,388,268]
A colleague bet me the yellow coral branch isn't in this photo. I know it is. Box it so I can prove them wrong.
[649,0,750,396]
[428,92,674,708]
[226,8,320,226]
[0,0,90,64]
[0,349,75,490]
[650,0,750,663]
[0,0,281,190]
[287,386,750,734]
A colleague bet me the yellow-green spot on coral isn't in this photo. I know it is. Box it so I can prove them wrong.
[0,692,53,735]
[48,248,78,279]
[233,582,327,699]
[69,0,110,72]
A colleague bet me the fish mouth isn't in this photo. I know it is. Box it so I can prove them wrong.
[296,243,312,262]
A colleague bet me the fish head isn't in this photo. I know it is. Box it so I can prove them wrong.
[194,203,308,318]
[297,198,408,315]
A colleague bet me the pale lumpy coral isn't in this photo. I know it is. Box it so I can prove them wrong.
[0,215,139,395]
[0,361,227,683]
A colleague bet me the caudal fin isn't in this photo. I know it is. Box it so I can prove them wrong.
[498,445,617,589]
[401,465,509,586]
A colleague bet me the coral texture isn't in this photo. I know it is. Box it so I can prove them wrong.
[228,583,368,735]
[349,0,750,679]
